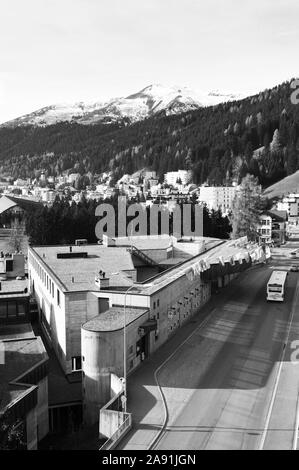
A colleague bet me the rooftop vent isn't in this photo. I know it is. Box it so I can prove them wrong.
[57,252,88,259]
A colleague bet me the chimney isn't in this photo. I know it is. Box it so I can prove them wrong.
[95,271,109,290]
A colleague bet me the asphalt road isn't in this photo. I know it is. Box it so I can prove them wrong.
[119,246,299,450]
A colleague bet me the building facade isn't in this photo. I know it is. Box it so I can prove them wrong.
[198,186,238,215]
[27,235,264,426]
[258,211,287,245]
[164,170,192,187]
[0,324,49,449]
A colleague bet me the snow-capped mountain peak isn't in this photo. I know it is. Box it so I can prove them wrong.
[1,84,243,127]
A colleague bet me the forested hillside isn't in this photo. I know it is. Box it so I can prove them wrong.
[1,80,299,187]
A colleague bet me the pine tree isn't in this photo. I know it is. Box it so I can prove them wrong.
[287,144,298,175]
[229,174,262,241]
[270,129,282,154]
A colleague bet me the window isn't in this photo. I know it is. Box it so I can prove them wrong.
[72,356,82,371]
[153,302,156,309]
[129,345,134,355]
[7,303,16,317]
[157,299,160,307]
[0,303,7,319]
[5,259,13,272]
[17,302,25,318]
[57,289,60,306]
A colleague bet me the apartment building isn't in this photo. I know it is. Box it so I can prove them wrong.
[164,170,192,186]
[198,185,239,215]
[258,210,287,245]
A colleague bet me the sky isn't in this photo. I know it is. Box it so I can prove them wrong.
[0,0,298,123]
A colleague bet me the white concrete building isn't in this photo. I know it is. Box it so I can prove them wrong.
[27,235,264,425]
[258,214,272,244]
[164,170,192,187]
[198,186,239,215]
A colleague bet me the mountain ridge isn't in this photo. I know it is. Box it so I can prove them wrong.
[1,83,243,128]
[0,79,297,193]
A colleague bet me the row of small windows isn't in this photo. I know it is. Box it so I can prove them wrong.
[152,287,206,322]
[29,254,61,307]
[260,219,271,226]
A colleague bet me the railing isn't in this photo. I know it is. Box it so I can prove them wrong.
[99,412,132,450]
[127,246,158,267]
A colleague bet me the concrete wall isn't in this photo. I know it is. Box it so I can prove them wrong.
[99,410,127,440]
[148,274,211,354]
[0,253,25,278]
[82,312,149,424]
[28,249,67,372]
[29,249,98,374]
[88,291,150,315]
[64,291,89,374]
[36,376,49,441]
[111,373,123,397]
[140,248,168,263]
[26,407,38,450]
[136,266,160,282]
[82,272,214,422]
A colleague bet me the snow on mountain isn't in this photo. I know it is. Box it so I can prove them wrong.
[1,84,243,127]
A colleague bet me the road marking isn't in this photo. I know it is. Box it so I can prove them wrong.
[148,266,268,450]
[258,277,299,450]
[148,308,216,450]
[292,385,299,449]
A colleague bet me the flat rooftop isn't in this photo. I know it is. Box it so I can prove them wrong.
[111,235,174,250]
[0,322,33,341]
[32,245,136,292]
[0,322,47,413]
[0,278,28,294]
[108,235,220,251]
[30,237,254,296]
[138,239,255,295]
[82,306,149,332]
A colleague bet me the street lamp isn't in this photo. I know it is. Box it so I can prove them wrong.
[123,284,135,413]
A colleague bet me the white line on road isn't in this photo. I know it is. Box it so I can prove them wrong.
[292,384,299,449]
[148,309,216,450]
[258,277,299,450]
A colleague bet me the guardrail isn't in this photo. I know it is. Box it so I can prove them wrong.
[99,412,132,450]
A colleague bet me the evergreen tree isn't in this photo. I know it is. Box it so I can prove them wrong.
[229,174,262,241]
